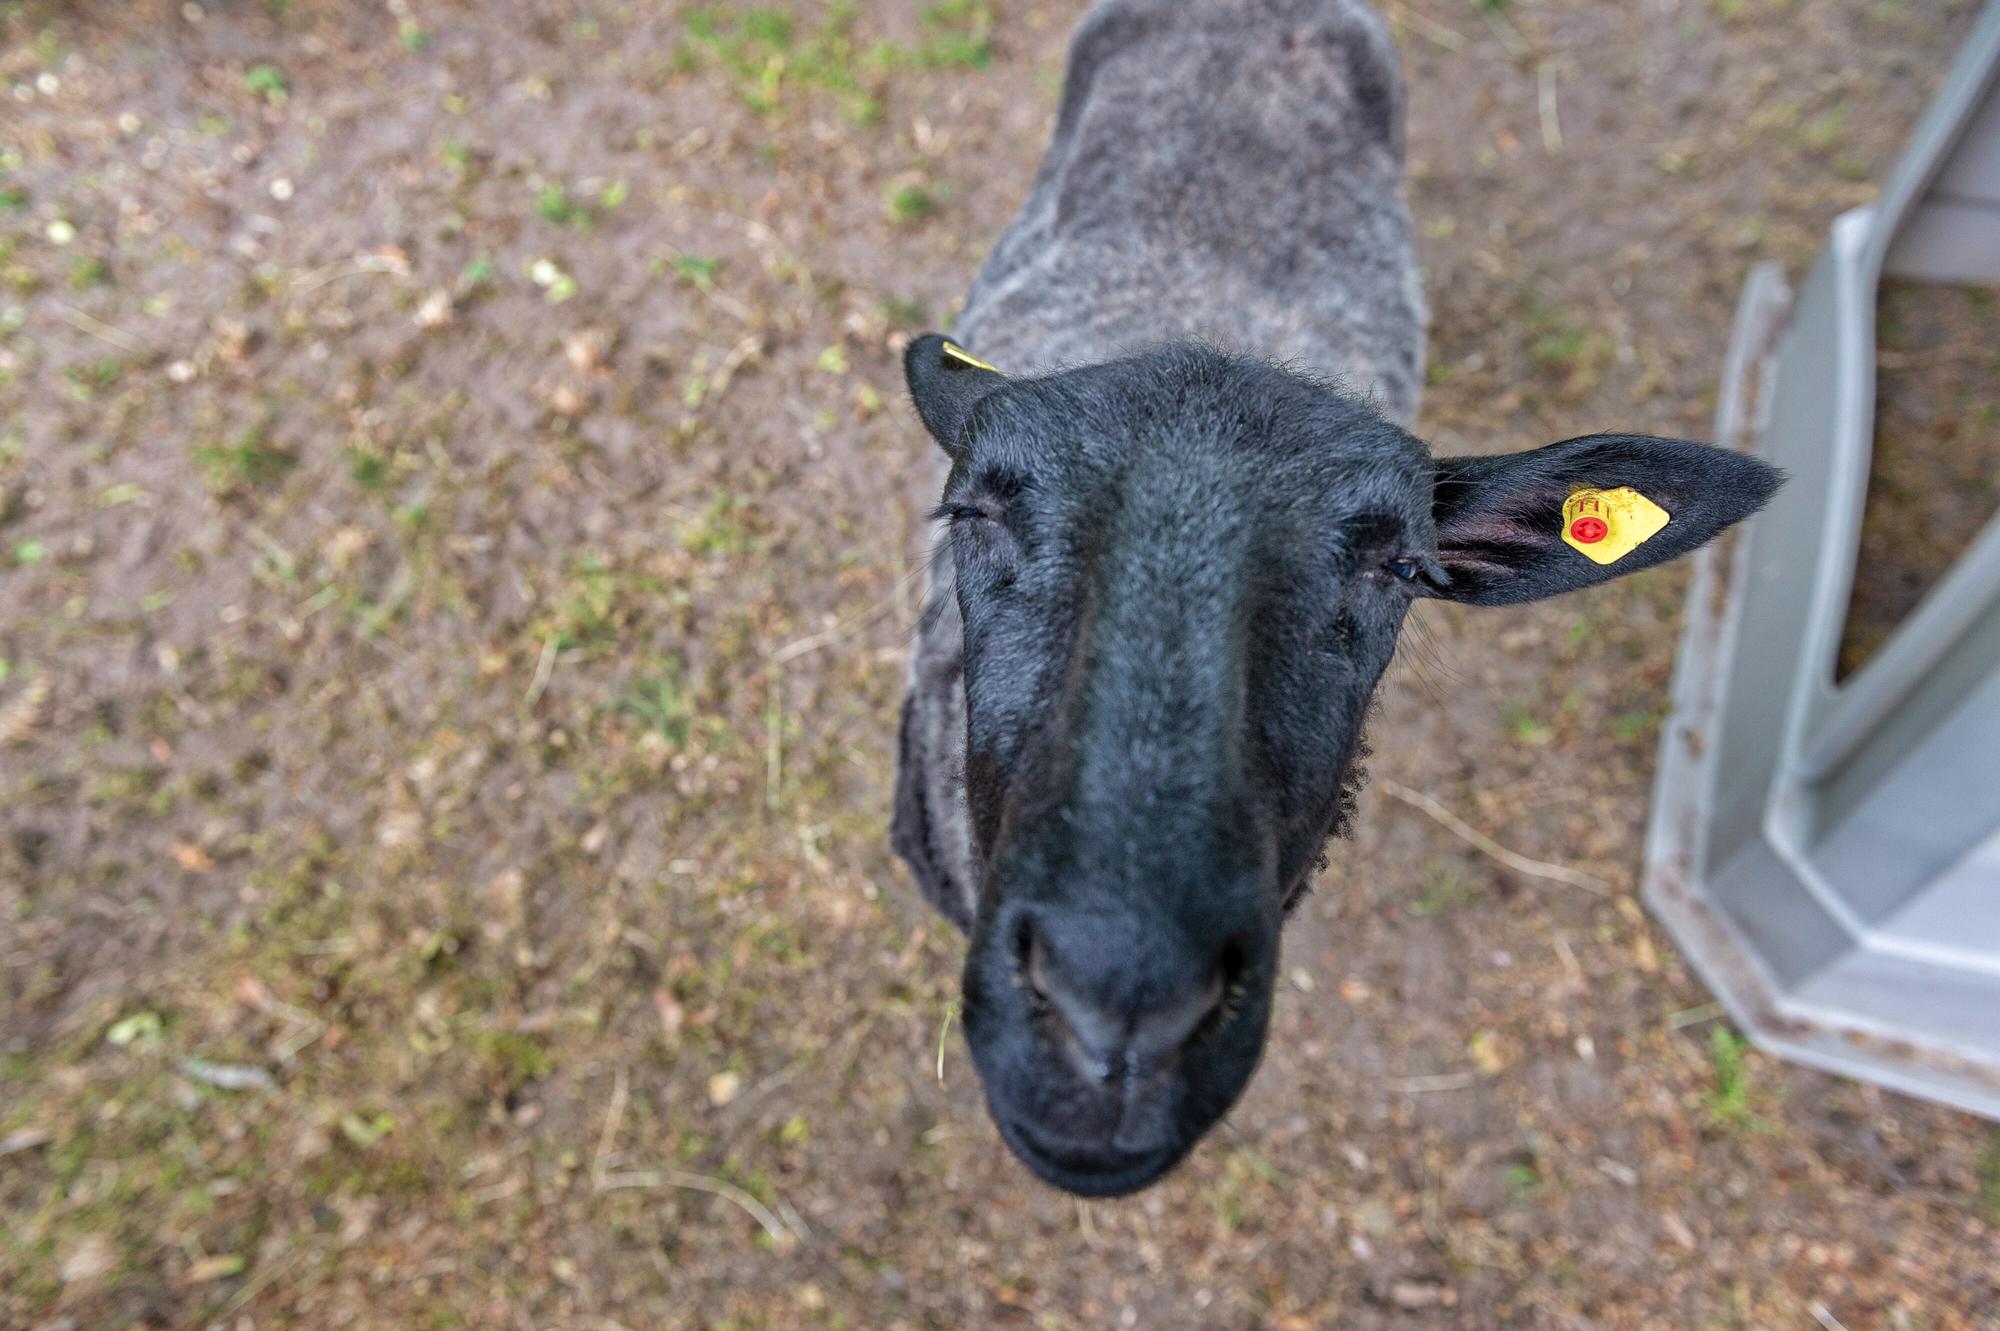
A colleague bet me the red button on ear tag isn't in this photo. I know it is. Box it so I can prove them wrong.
[1569,516,1609,544]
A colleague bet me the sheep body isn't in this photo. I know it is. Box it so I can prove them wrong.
[897,0,1424,930]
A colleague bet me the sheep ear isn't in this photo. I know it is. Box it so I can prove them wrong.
[1422,434,1783,607]
[905,333,1006,457]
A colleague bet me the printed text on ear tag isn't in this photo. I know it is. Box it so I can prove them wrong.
[1562,487,1671,565]
[941,341,1002,374]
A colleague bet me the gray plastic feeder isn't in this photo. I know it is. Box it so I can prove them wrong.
[1644,0,2000,1119]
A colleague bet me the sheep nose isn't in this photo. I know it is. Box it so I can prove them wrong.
[1024,919,1229,1081]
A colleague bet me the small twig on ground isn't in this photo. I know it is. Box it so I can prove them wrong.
[216,1245,308,1320]
[469,1176,525,1208]
[0,676,51,747]
[721,1060,803,1125]
[773,1196,812,1244]
[179,1058,277,1091]
[1076,1199,1102,1247]
[1387,1070,1484,1094]
[936,1000,959,1086]
[238,985,325,1062]
[1378,778,1611,896]
[768,592,908,669]
[704,333,764,406]
[765,671,783,812]
[1391,3,1468,52]
[1420,1156,1446,1246]
[1537,62,1563,153]
[0,1128,53,1156]
[524,634,558,707]
[291,253,410,294]
[53,303,145,353]
[1552,931,1586,987]
[1667,1000,1724,1030]
[597,1168,800,1248]
[1480,6,1531,57]
[591,1066,630,1189]
[1810,1303,1851,1331]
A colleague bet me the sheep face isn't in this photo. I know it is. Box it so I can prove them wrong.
[899,336,1780,1196]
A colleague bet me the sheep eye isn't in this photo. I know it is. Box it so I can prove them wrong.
[1383,557,1422,583]
[934,501,997,526]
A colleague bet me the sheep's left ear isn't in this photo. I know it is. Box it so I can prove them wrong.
[1423,433,1783,606]
[905,333,1006,458]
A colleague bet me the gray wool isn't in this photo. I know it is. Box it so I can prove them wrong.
[897,0,1427,927]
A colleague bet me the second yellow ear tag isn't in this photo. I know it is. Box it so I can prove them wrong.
[1561,487,1670,565]
[941,341,1002,374]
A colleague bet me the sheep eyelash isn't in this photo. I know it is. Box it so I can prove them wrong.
[1381,555,1448,587]
[931,500,1001,526]
[1383,558,1421,582]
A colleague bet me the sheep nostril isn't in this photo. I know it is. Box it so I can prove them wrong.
[1016,916,1048,1000]
[1019,919,1249,1080]
[1021,926,1122,1078]
[1218,939,1247,988]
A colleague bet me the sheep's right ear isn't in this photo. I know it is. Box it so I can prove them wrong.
[1422,434,1783,606]
[905,333,1006,457]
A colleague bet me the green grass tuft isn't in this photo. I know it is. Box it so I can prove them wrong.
[886,183,937,224]
[1409,860,1482,916]
[672,255,720,289]
[1703,1027,1776,1132]
[535,181,591,227]
[196,428,295,495]
[242,64,290,98]
[615,664,694,746]
[1978,1131,2000,1225]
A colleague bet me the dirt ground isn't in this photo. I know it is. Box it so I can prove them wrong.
[3,1,1998,1328]
[1839,279,2000,678]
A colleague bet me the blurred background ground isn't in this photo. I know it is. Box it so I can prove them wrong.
[2,1,1997,1328]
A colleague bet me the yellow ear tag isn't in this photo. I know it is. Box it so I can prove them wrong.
[941,341,1002,374]
[1561,486,1671,565]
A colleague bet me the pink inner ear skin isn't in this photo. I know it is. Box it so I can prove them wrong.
[1438,511,1547,552]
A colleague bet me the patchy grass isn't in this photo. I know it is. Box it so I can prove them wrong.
[194,428,295,495]
[679,1,993,121]
[879,295,927,327]
[1611,706,1664,742]
[61,357,123,402]
[534,180,591,228]
[1704,1027,1776,1133]
[6,5,1994,1330]
[1524,301,1612,400]
[886,182,939,224]
[1502,701,1554,745]
[67,255,108,290]
[913,0,995,69]
[1203,1147,1280,1231]
[678,493,756,558]
[241,63,289,99]
[475,1029,553,1089]
[1409,859,1482,916]
[614,663,694,745]
[536,556,624,651]
[672,254,720,289]
[1979,1131,2000,1225]
[1502,1159,1543,1204]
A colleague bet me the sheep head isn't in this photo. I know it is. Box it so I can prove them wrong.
[896,334,1781,1196]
